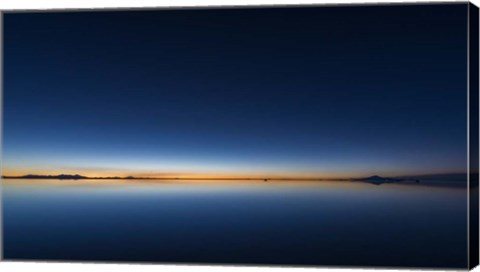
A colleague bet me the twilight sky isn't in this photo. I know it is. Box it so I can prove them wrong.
[3,4,469,178]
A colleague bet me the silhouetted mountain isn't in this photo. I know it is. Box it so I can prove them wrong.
[6,174,88,180]
[2,174,148,180]
[355,175,403,182]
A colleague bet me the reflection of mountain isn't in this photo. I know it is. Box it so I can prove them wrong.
[352,173,468,186]
[397,173,467,181]
[352,175,404,185]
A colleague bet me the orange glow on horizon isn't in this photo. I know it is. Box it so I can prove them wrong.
[2,166,461,181]
[2,167,366,180]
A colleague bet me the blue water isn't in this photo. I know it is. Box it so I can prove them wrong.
[2,179,468,268]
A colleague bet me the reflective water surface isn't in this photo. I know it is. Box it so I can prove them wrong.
[2,179,467,268]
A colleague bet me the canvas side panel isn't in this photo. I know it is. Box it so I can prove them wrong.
[469,2,479,270]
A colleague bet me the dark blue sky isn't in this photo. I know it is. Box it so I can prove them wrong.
[3,4,469,178]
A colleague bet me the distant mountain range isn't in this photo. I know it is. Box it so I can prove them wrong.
[352,175,405,184]
[1,173,467,183]
[1,174,250,180]
[5,174,89,180]
[351,174,467,185]
[1,174,134,180]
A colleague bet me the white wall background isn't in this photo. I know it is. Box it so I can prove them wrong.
[0,1,478,272]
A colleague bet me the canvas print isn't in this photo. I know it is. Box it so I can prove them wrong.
[1,2,479,269]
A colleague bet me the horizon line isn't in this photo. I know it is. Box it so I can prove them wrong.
[1,172,469,181]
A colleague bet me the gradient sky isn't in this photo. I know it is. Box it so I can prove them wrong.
[2,4,469,178]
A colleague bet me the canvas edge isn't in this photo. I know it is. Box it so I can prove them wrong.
[0,0,470,14]
[468,1,480,270]
[0,9,5,263]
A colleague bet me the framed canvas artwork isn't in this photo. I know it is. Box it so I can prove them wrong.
[1,1,479,269]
